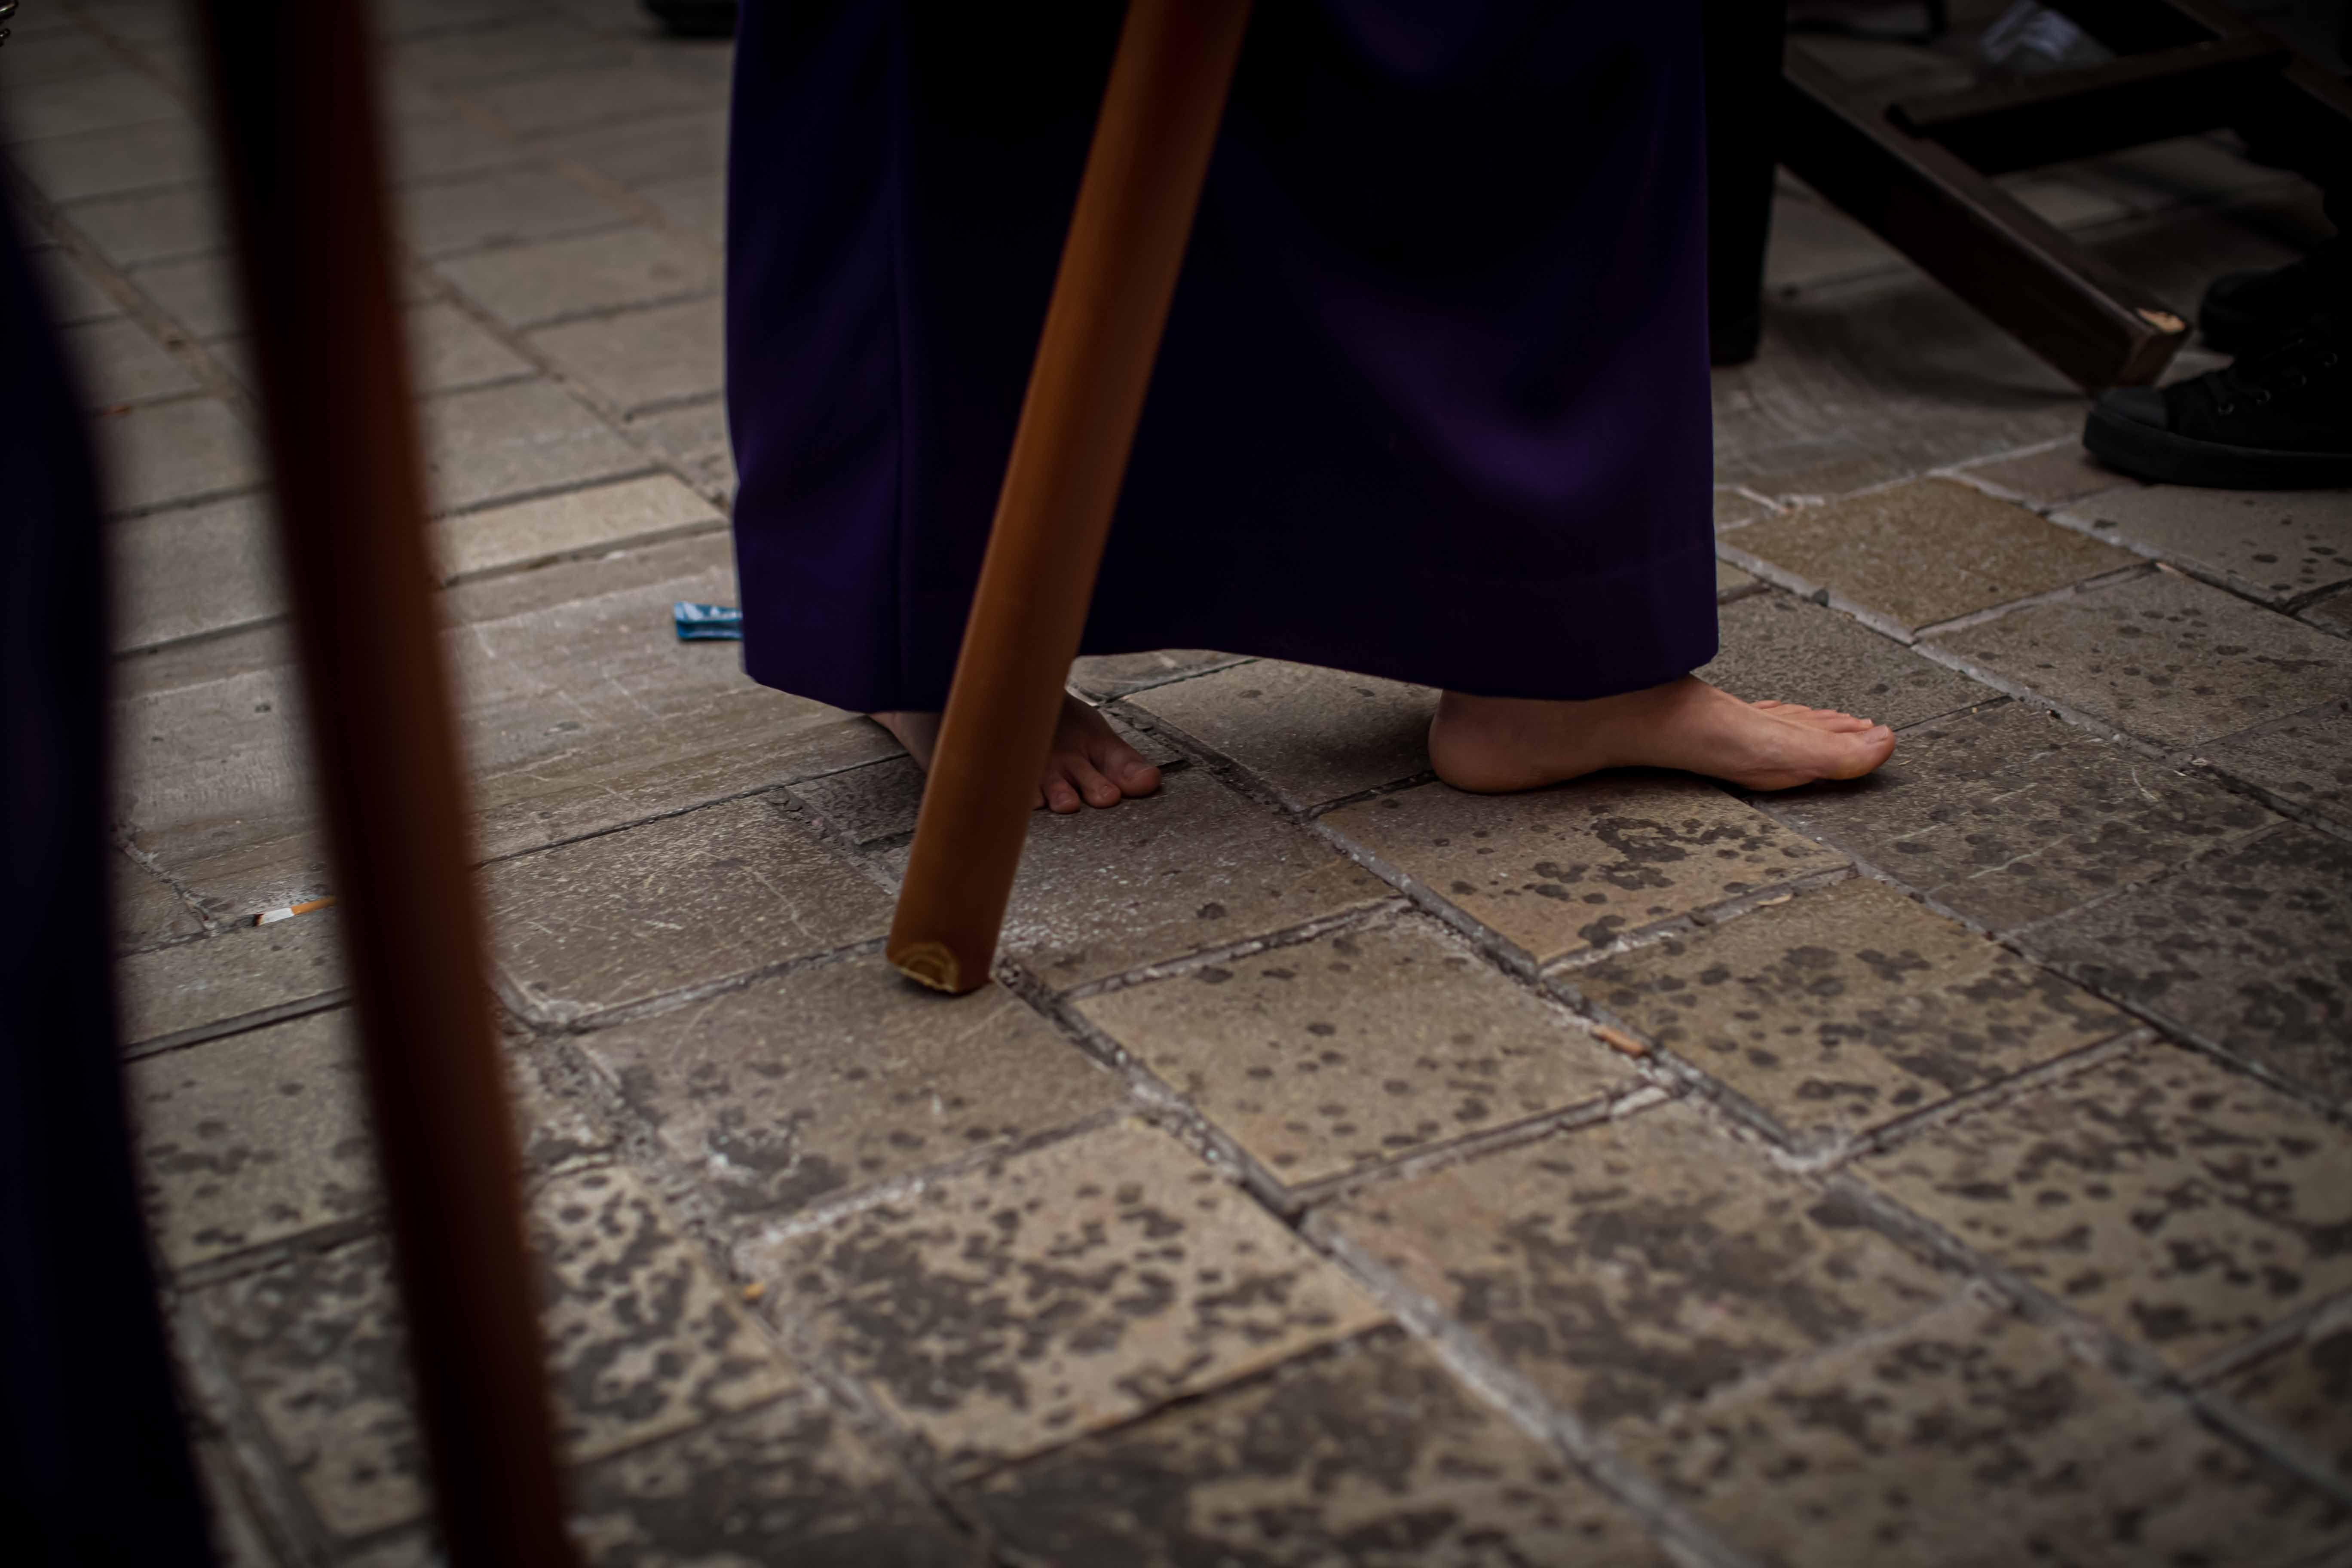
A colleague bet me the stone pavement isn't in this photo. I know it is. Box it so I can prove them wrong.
[9,0,2352,1563]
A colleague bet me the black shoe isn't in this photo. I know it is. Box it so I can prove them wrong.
[2198,242,2340,355]
[2083,315,2352,489]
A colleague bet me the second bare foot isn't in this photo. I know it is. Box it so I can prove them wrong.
[1427,676,1894,793]
[873,694,1163,813]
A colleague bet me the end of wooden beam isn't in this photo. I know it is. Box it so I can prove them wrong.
[891,940,975,995]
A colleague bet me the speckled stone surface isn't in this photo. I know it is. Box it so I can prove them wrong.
[2204,699,2352,833]
[128,1011,377,1267]
[482,795,892,1024]
[1726,478,2136,632]
[1699,591,1996,728]
[2215,1295,2352,1480]
[2306,584,2352,636]
[1931,571,2352,750]
[1776,700,2275,932]
[1324,775,1846,966]
[116,907,346,1046]
[198,1167,796,1537]
[1961,447,2140,506]
[747,1122,1385,1473]
[883,767,1393,990]
[2022,824,2352,1102]
[1069,650,1244,699]
[1127,661,1435,811]
[570,1395,981,1568]
[1577,878,2132,1145]
[2064,485,2352,606]
[1319,1105,1949,1426]
[971,1330,1675,1568]
[1078,918,1628,1187]
[1622,1294,2351,1568]
[579,953,1123,1214]
[1862,1045,2352,1369]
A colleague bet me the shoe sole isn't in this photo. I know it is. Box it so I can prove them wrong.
[2082,408,2352,490]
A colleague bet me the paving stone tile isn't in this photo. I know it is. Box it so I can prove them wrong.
[582,951,1121,1214]
[1713,487,1774,530]
[114,854,202,951]
[2023,823,2352,1105]
[1318,1104,1950,1426]
[405,300,532,392]
[484,795,891,1024]
[1700,591,1994,729]
[570,1394,981,1568]
[1862,1043,2352,1369]
[429,472,720,582]
[127,1010,374,1266]
[61,315,197,406]
[1579,878,2133,1145]
[1622,1294,2350,1568]
[419,378,648,512]
[94,395,261,513]
[2205,699,2352,831]
[386,18,634,87]
[972,1330,1675,1568]
[472,63,714,138]
[0,26,122,88]
[538,110,728,189]
[199,1165,797,1537]
[2214,1295,2352,1479]
[67,182,224,266]
[530,294,722,412]
[109,492,282,649]
[118,907,345,1046]
[1714,559,1759,600]
[1763,194,1904,292]
[625,396,733,494]
[1776,701,2274,932]
[1128,661,1434,810]
[1960,444,2141,506]
[0,69,183,141]
[30,242,126,324]
[438,226,717,328]
[4,113,208,201]
[1725,478,2137,633]
[1323,775,1845,967]
[397,163,626,257]
[1931,570,2352,750]
[879,766,1391,991]
[2304,585,2352,637]
[641,171,724,243]
[386,106,533,184]
[129,253,237,337]
[749,1120,1386,1473]
[2065,485,2352,606]
[1069,648,1241,699]
[1078,918,1627,1187]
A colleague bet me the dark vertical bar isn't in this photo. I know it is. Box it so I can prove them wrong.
[187,5,577,1563]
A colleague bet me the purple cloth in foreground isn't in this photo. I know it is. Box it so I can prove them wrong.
[725,1,1716,713]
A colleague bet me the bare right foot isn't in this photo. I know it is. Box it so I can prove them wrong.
[874,693,1162,814]
[1428,675,1895,793]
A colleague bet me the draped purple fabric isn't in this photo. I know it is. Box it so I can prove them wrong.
[725,1,1715,712]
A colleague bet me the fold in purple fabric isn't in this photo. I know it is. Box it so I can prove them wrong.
[725,1,1715,711]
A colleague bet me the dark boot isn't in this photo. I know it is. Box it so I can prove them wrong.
[2198,241,2342,355]
[2083,313,2352,489]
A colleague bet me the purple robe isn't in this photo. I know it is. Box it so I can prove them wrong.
[725,2,1715,712]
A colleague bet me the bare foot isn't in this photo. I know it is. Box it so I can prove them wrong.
[873,694,1164,814]
[1427,675,1894,793]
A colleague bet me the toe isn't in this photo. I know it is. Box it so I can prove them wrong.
[1066,755,1124,808]
[1042,770,1083,813]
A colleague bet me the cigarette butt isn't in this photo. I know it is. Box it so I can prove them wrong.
[1592,1024,1650,1058]
[256,896,337,925]
[741,1282,766,1303]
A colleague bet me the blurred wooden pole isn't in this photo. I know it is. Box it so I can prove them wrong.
[190,4,577,1562]
[888,0,1252,994]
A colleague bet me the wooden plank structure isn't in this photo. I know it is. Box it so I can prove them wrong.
[1777,0,2352,390]
[190,3,579,1562]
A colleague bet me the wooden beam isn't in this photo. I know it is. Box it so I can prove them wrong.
[189,4,578,1562]
[888,0,1253,994]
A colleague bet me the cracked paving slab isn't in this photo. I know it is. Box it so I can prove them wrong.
[1860,1043,2352,1370]
[742,1121,1386,1475]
